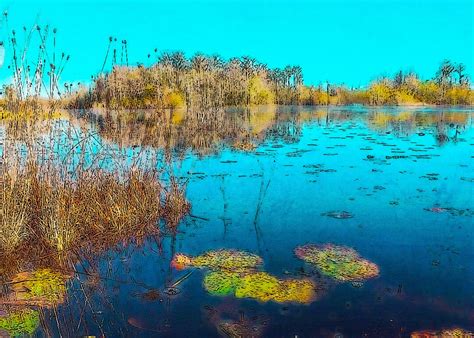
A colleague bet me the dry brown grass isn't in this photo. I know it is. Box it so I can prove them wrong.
[0,118,190,277]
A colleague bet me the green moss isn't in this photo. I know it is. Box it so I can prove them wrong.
[0,309,39,337]
[203,271,239,296]
[11,269,68,307]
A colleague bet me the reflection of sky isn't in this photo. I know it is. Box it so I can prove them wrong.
[0,0,472,86]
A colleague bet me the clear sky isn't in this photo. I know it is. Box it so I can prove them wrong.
[0,0,472,87]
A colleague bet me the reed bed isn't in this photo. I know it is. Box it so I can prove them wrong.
[0,117,190,278]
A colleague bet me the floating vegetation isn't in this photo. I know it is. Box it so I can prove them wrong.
[204,271,240,296]
[411,327,474,337]
[173,250,316,303]
[4,269,69,308]
[424,206,474,217]
[322,211,354,219]
[218,320,264,338]
[171,250,263,272]
[294,244,379,282]
[203,271,316,304]
[0,309,40,337]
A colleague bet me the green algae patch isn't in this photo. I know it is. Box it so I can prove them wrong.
[203,271,240,296]
[203,270,316,304]
[171,250,263,272]
[0,309,40,337]
[235,272,315,304]
[9,269,69,308]
[173,249,316,304]
[295,244,379,282]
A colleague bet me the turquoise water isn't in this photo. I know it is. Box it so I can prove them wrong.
[3,106,474,337]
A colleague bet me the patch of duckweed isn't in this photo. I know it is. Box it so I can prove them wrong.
[203,271,240,296]
[0,309,40,337]
[173,250,316,304]
[411,327,473,337]
[171,250,263,272]
[203,271,315,304]
[235,272,315,304]
[10,269,69,307]
[295,244,379,282]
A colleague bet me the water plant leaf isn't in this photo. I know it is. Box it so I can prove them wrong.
[295,244,379,282]
[0,309,40,337]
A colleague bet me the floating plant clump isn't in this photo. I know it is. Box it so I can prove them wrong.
[411,327,474,337]
[218,320,263,338]
[204,271,240,296]
[171,250,263,272]
[0,309,40,337]
[7,269,69,307]
[295,244,379,282]
[203,271,316,304]
[173,250,316,304]
[235,272,315,304]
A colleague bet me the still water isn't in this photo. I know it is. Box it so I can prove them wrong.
[2,106,474,337]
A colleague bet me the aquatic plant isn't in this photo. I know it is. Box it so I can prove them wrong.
[411,327,474,337]
[203,271,240,296]
[0,309,40,337]
[234,272,315,304]
[218,320,263,338]
[294,244,379,282]
[203,270,315,304]
[171,250,263,272]
[7,269,69,307]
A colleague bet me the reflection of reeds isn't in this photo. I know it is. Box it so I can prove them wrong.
[0,118,190,278]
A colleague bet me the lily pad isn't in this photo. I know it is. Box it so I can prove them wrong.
[295,244,379,282]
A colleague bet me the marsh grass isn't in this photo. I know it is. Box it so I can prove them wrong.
[0,118,190,278]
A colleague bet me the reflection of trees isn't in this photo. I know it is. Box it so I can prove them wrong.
[368,111,471,141]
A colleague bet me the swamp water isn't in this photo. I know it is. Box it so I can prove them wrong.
[0,106,473,337]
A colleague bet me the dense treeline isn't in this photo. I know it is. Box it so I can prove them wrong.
[65,52,304,109]
[66,56,473,109]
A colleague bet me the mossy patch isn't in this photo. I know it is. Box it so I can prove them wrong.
[0,309,40,337]
[10,269,69,307]
[295,244,379,282]
[172,250,263,272]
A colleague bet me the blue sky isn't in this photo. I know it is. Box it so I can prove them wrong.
[0,0,472,87]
